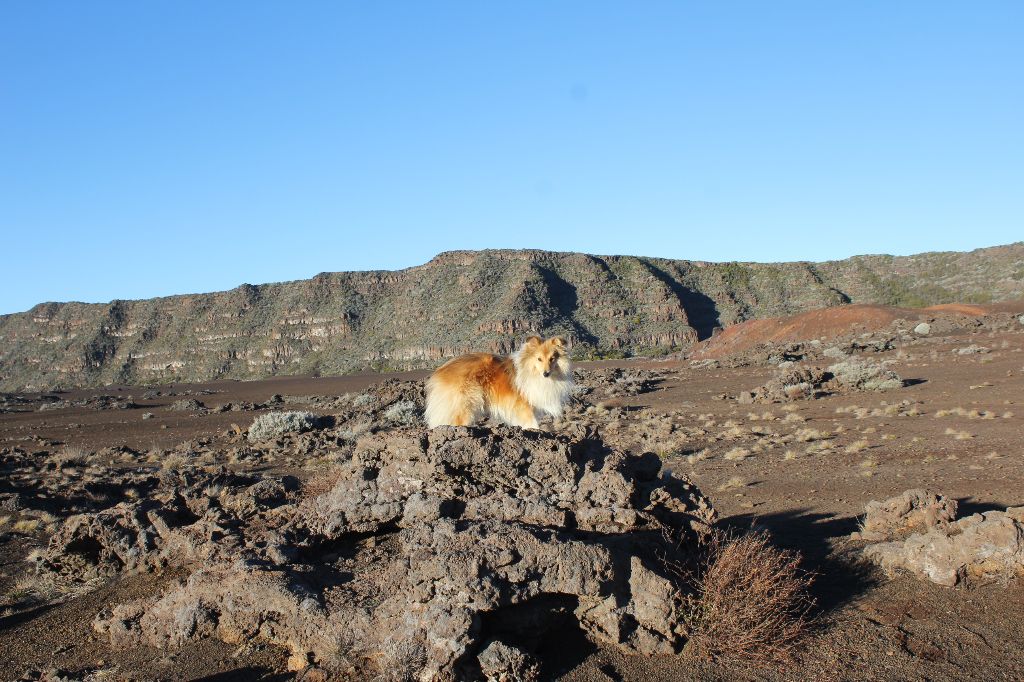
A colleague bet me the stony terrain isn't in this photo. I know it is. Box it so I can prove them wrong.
[2,244,1023,391]
[32,425,713,680]
[856,490,1024,588]
[2,300,1024,680]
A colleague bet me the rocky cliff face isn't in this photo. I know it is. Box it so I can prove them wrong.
[2,244,1022,390]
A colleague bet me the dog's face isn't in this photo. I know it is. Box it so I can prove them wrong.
[519,336,570,379]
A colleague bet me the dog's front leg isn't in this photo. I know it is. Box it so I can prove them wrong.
[511,401,540,430]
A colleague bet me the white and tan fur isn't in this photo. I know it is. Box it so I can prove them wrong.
[424,336,574,429]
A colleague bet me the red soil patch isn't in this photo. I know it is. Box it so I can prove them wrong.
[691,305,918,359]
[927,301,1024,316]
[924,303,990,316]
[691,300,1024,360]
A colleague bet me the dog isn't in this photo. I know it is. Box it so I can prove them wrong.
[424,336,574,429]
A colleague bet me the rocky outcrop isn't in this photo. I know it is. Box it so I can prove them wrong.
[2,244,1023,390]
[45,426,716,679]
[854,489,958,542]
[737,357,903,404]
[857,490,1024,587]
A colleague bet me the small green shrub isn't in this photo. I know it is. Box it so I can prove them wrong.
[828,358,902,391]
[571,346,629,361]
[248,411,321,441]
[383,400,420,426]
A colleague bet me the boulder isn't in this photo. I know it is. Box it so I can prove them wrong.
[864,507,1024,587]
[855,489,957,542]
[858,490,1024,587]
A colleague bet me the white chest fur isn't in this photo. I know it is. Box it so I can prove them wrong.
[513,369,574,418]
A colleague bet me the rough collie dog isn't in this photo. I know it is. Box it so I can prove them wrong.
[424,336,574,429]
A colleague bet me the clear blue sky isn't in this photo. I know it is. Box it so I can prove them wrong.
[2,2,1022,315]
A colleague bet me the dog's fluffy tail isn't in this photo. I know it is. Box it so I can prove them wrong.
[424,373,482,428]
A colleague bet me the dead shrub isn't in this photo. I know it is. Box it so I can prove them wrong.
[302,466,346,498]
[682,530,813,663]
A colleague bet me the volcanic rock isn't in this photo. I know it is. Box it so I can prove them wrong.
[43,426,715,680]
[855,489,957,542]
[858,490,1024,587]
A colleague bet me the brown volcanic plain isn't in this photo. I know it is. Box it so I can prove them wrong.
[1,301,1024,679]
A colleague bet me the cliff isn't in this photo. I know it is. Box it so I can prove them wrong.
[2,244,1022,390]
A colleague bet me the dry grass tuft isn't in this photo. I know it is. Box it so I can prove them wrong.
[302,467,347,498]
[717,476,748,491]
[56,446,90,468]
[682,531,813,663]
[11,519,41,534]
[793,428,831,443]
[722,425,750,439]
[161,453,186,470]
[845,439,871,454]
[935,406,998,419]
[804,441,836,455]
[686,449,710,465]
[723,447,752,461]
[944,427,974,440]
[3,572,59,608]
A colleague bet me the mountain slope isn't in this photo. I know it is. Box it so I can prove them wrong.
[2,243,1022,390]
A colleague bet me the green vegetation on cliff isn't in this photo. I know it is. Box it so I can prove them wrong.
[1,243,1021,390]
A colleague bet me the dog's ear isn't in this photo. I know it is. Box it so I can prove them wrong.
[523,335,542,348]
[549,336,566,348]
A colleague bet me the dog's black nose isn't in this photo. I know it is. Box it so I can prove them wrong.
[543,371,550,377]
